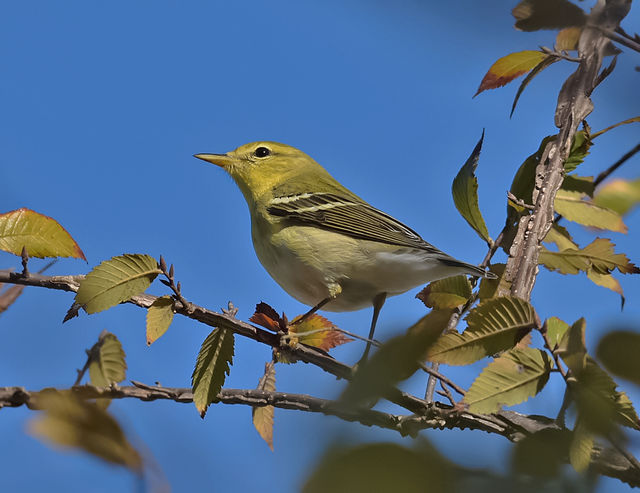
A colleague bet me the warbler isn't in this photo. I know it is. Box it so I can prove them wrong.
[195,142,495,360]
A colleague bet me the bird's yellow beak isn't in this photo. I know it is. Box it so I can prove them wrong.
[193,153,234,168]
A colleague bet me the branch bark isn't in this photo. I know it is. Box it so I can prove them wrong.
[502,0,632,300]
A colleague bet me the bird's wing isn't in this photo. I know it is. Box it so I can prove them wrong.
[266,191,445,254]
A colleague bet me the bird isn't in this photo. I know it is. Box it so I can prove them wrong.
[194,142,495,361]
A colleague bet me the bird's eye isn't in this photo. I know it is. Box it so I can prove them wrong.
[254,147,271,158]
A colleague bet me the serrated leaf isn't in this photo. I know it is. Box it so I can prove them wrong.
[569,419,593,473]
[253,361,276,451]
[29,391,141,470]
[564,131,592,172]
[341,310,450,407]
[477,264,509,300]
[554,190,627,233]
[587,269,624,307]
[303,442,452,493]
[89,332,127,388]
[556,26,582,51]
[191,328,234,418]
[510,55,557,117]
[0,208,85,260]
[146,296,175,345]
[463,348,552,414]
[597,331,640,386]
[542,224,577,251]
[539,238,640,275]
[476,50,547,96]
[451,133,491,242]
[416,275,472,309]
[512,0,586,32]
[75,254,161,314]
[593,178,640,216]
[427,297,537,366]
[545,317,569,349]
[512,429,571,477]
[288,314,352,351]
[592,116,640,139]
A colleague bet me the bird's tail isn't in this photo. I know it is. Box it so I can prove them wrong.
[440,257,497,279]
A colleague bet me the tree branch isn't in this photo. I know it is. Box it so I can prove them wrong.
[502,0,632,300]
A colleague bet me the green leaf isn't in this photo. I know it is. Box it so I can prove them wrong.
[510,55,557,117]
[451,133,491,243]
[564,131,592,172]
[477,264,509,300]
[29,391,141,470]
[542,224,577,251]
[75,254,161,314]
[593,178,640,216]
[253,361,276,451]
[560,174,594,197]
[89,332,127,388]
[557,318,587,374]
[303,442,452,493]
[463,348,552,414]
[569,419,593,473]
[146,295,175,345]
[416,275,472,310]
[512,0,586,32]
[597,331,640,386]
[191,328,234,418]
[539,238,640,275]
[554,190,627,233]
[511,429,571,477]
[0,208,85,260]
[427,297,537,366]
[544,316,569,349]
[341,310,450,407]
[475,50,548,96]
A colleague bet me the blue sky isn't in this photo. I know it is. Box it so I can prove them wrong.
[1,1,639,491]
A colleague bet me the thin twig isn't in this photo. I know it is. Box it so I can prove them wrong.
[594,142,640,187]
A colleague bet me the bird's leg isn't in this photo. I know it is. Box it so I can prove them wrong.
[292,283,342,325]
[357,292,387,364]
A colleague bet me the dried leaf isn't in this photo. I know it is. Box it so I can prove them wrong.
[512,0,586,32]
[253,361,276,451]
[427,297,537,366]
[451,133,491,242]
[75,254,161,314]
[0,208,85,260]
[475,50,547,96]
[249,302,284,332]
[288,314,352,351]
[463,348,553,414]
[192,328,234,418]
[539,238,640,276]
[29,391,141,470]
[416,275,472,310]
[146,295,175,345]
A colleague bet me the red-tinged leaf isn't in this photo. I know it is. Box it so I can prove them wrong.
[0,208,85,260]
[289,314,353,351]
[249,302,284,332]
[475,50,547,96]
[556,27,582,51]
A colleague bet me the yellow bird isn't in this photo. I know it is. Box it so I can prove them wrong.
[195,142,494,360]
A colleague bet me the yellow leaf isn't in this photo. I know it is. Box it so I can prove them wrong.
[554,190,627,233]
[252,361,276,451]
[556,27,582,51]
[288,314,352,351]
[0,208,85,260]
[475,50,547,96]
[146,296,175,345]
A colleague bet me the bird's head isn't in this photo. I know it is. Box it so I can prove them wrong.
[195,141,322,202]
